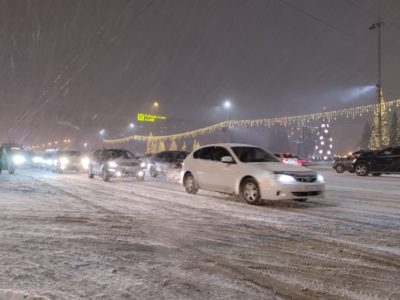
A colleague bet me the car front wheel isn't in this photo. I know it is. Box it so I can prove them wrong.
[184,173,198,194]
[149,165,157,178]
[335,164,344,173]
[102,168,111,182]
[355,163,369,176]
[240,178,261,205]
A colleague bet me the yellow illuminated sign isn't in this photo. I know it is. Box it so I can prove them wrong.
[137,113,167,122]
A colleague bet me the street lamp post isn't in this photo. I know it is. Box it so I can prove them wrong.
[223,100,231,122]
[223,100,232,142]
[369,19,384,148]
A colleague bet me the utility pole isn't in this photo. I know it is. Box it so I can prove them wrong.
[369,19,384,148]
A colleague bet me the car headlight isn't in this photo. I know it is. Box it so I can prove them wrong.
[33,156,43,163]
[140,162,146,168]
[276,174,296,184]
[60,157,69,165]
[137,170,144,177]
[108,161,118,168]
[352,159,357,163]
[317,174,325,183]
[81,157,90,169]
[13,155,26,165]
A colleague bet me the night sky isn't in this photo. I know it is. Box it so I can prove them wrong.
[1,0,399,151]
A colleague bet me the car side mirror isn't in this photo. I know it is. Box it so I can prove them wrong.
[221,156,234,163]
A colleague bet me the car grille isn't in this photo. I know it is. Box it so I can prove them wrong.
[275,171,317,183]
[294,174,317,183]
[292,191,321,197]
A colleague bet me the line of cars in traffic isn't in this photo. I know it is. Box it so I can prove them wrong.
[332,146,400,176]
[1,142,326,205]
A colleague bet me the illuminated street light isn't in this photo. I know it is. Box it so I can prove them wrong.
[129,123,135,129]
[223,100,231,109]
[99,129,105,135]
[223,100,232,121]
[222,100,232,142]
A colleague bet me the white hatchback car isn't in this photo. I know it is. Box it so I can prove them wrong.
[181,143,325,205]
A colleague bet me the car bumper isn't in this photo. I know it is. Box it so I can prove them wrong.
[259,181,325,200]
[59,163,84,171]
[108,166,144,178]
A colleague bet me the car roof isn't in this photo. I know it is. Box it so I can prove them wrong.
[196,143,258,148]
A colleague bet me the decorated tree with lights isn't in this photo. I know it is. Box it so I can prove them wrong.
[181,141,187,151]
[156,140,166,152]
[389,111,400,147]
[369,93,389,150]
[146,132,156,154]
[359,121,372,150]
[192,139,200,151]
[169,138,177,151]
[314,121,334,160]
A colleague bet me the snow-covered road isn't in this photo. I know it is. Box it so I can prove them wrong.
[0,169,399,299]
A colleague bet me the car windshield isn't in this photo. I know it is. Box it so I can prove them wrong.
[232,147,280,163]
[106,150,135,159]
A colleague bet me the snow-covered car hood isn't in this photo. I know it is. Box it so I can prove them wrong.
[247,162,315,174]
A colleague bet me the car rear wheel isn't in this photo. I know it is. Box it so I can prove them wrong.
[184,173,198,194]
[355,163,369,176]
[240,178,261,205]
[102,168,110,182]
[335,164,344,173]
[149,165,157,178]
[372,173,382,177]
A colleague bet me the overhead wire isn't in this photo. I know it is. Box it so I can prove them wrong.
[275,0,400,61]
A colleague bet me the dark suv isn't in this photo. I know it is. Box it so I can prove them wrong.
[88,149,145,182]
[353,147,400,176]
[332,150,373,173]
[148,151,189,177]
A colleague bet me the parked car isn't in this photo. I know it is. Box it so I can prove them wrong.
[353,147,400,176]
[148,150,189,177]
[52,150,85,173]
[332,150,372,173]
[182,144,325,205]
[274,153,299,165]
[88,148,145,182]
